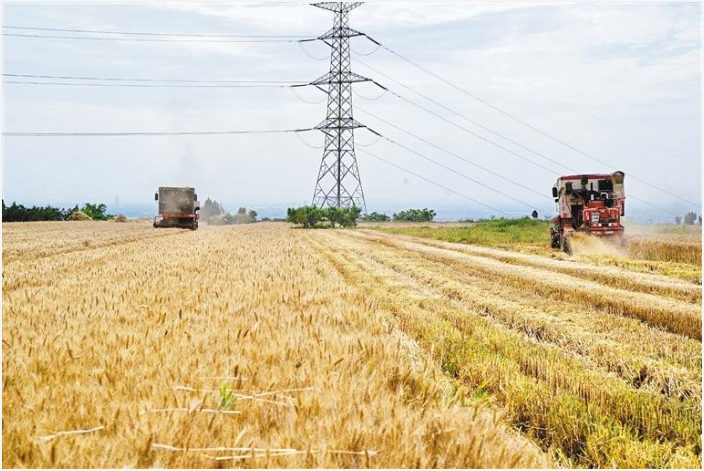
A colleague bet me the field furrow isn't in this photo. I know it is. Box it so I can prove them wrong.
[318,231,702,398]
[305,230,702,468]
[358,230,701,304]
[353,231,701,339]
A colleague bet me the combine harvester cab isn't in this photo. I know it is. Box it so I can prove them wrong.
[153,186,200,230]
[550,171,625,252]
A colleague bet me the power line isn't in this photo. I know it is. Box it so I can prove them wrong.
[368,37,702,208]
[355,57,571,174]
[3,128,314,137]
[3,73,305,84]
[351,44,381,56]
[3,80,302,89]
[375,84,558,175]
[352,88,388,101]
[358,147,510,216]
[355,134,383,147]
[357,106,551,202]
[370,130,551,213]
[3,33,305,43]
[294,131,324,149]
[355,75,681,220]
[289,86,327,104]
[3,25,313,39]
[297,41,329,61]
[362,106,679,218]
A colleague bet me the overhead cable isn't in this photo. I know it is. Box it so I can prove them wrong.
[3,32,306,43]
[3,80,305,89]
[2,25,315,38]
[355,57,571,173]
[3,128,315,137]
[367,36,701,207]
[3,73,305,84]
[358,106,552,202]
[358,147,511,216]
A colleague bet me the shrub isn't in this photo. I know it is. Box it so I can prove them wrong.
[114,214,127,223]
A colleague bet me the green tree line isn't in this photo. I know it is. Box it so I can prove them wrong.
[287,206,362,228]
[2,200,114,222]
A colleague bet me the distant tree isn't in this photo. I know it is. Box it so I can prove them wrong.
[200,198,224,220]
[684,212,697,225]
[531,210,539,219]
[362,212,390,222]
[699,216,703,225]
[393,208,436,222]
[287,206,360,228]
[247,209,258,221]
[237,207,247,215]
[325,207,344,228]
[287,206,323,228]
[339,206,361,227]
[81,203,113,221]
[3,200,65,222]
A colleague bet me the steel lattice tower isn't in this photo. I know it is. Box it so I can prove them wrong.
[311,2,370,212]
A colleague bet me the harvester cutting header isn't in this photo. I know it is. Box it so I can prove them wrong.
[550,171,625,252]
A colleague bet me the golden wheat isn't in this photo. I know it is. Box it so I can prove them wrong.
[629,235,702,265]
[2,222,544,468]
[3,221,701,468]
[306,228,702,468]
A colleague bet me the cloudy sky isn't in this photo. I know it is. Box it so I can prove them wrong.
[2,2,701,219]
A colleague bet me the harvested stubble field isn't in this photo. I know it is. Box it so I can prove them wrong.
[2,221,702,468]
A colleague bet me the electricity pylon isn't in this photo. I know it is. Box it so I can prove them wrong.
[311,2,370,212]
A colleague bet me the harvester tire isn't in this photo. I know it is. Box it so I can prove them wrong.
[560,234,572,254]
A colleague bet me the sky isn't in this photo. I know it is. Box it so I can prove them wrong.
[1,2,701,220]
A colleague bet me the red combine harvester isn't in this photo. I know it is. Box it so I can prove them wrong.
[153,186,200,230]
[550,171,625,252]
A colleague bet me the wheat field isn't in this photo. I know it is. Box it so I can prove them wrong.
[2,221,701,468]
